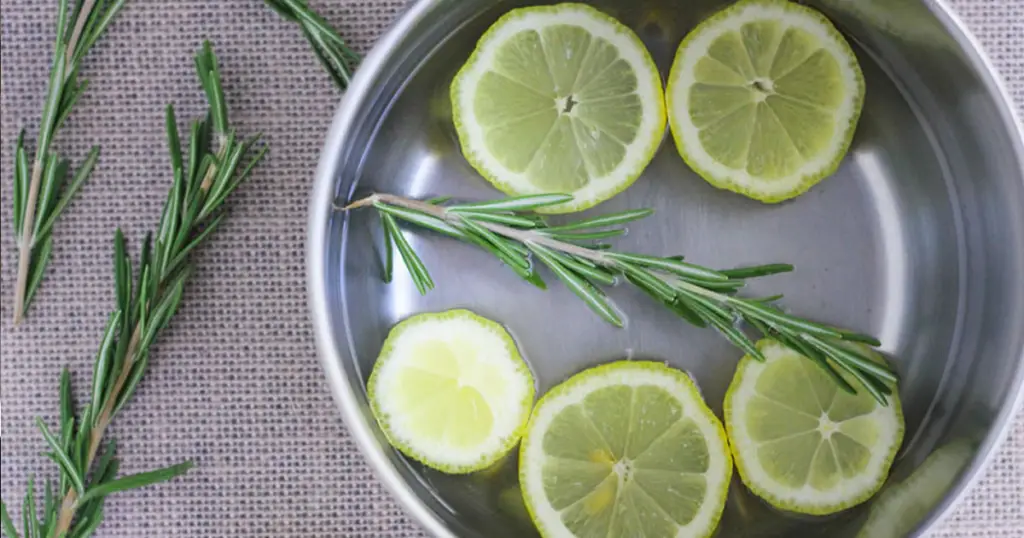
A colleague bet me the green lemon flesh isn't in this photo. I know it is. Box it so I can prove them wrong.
[667,0,865,202]
[724,340,904,514]
[520,361,732,538]
[452,3,666,213]
[368,309,535,473]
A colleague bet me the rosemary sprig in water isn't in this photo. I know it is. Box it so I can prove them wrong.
[264,0,360,90]
[343,193,899,404]
[10,0,128,324]
[0,41,267,538]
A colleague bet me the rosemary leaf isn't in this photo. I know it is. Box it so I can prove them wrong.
[23,477,37,538]
[606,251,729,282]
[76,0,128,63]
[449,193,573,212]
[616,263,677,302]
[23,236,53,310]
[77,462,194,506]
[35,419,84,495]
[59,369,74,452]
[459,218,531,269]
[448,209,540,228]
[382,213,434,295]
[544,248,617,286]
[744,315,773,338]
[0,500,14,536]
[381,218,395,283]
[529,243,622,327]
[802,335,899,385]
[41,479,54,536]
[750,294,784,304]
[719,263,794,279]
[834,329,883,347]
[194,42,228,134]
[543,228,626,241]
[303,25,357,90]
[32,153,65,245]
[13,133,29,234]
[777,333,857,395]
[70,506,105,538]
[542,208,654,232]
[0,499,17,538]
[424,195,453,205]
[666,298,708,329]
[524,269,548,290]
[21,475,36,532]
[53,78,89,132]
[375,202,465,239]
[265,0,359,90]
[35,145,99,243]
[694,303,764,361]
[462,232,531,276]
[112,228,130,312]
[34,43,68,163]
[166,213,226,277]
[728,298,844,339]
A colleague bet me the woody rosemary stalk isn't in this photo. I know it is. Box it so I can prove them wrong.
[0,42,267,538]
[11,0,127,324]
[343,193,900,404]
[264,0,360,90]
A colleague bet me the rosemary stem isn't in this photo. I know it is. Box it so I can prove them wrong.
[12,3,103,324]
[12,161,45,324]
[64,0,97,71]
[343,193,896,402]
[346,193,613,265]
[51,313,143,536]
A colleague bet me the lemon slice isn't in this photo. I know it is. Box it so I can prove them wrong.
[367,309,535,473]
[451,3,666,213]
[666,0,865,202]
[856,439,974,538]
[724,339,904,514]
[520,361,732,538]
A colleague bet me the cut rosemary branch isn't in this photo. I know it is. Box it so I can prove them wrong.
[0,41,267,538]
[343,193,899,404]
[264,0,360,90]
[11,0,127,324]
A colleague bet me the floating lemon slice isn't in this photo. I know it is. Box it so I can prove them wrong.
[451,3,666,213]
[667,0,865,202]
[520,361,732,537]
[368,309,535,473]
[724,339,904,514]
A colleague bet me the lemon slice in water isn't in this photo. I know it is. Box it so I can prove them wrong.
[368,309,535,473]
[520,361,732,538]
[667,0,865,202]
[724,339,904,514]
[451,3,666,213]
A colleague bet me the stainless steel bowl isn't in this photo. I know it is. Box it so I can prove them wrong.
[308,1,1024,536]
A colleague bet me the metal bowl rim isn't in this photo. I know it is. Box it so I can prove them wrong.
[306,1,1024,536]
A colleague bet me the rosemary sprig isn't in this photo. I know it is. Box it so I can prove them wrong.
[343,193,899,403]
[0,41,267,538]
[11,0,127,324]
[264,0,360,90]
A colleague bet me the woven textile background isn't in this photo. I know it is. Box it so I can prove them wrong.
[1,0,1021,536]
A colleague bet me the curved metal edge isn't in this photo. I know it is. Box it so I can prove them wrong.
[305,1,1024,537]
[306,2,457,536]
[916,1,1024,535]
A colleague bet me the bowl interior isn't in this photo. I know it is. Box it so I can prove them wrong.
[313,0,1024,536]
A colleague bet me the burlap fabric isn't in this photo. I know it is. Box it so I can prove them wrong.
[1,0,1021,536]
